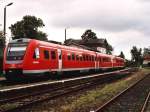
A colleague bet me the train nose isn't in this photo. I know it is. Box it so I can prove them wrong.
[6,63,23,69]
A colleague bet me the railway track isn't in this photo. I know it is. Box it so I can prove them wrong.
[0,68,136,112]
[0,77,55,89]
[0,68,133,98]
[94,73,150,112]
[0,80,97,112]
[141,91,150,112]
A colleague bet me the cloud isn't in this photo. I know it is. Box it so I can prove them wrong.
[49,0,150,35]
[0,0,149,59]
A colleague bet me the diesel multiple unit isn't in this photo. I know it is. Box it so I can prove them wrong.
[3,38,125,80]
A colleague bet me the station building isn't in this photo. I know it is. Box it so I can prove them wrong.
[64,38,112,54]
[143,54,150,66]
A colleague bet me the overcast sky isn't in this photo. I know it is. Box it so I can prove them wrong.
[0,0,150,59]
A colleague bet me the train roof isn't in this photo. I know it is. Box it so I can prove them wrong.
[9,38,31,43]
[32,39,96,54]
[8,38,124,59]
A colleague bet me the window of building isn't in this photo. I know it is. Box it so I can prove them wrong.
[44,50,49,59]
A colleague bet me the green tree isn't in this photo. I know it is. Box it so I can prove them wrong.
[130,46,143,66]
[0,31,5,47]
[104,39,113,54]
[119,51,125,59]
[9,15,48,41]
[81,29,97,41]
[143,47,150,56]
[0,31,5,73]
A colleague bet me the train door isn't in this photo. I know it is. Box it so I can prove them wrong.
[111,57,114,68]
[57,49,62,71]
[95,54,99,70]
[95,54,97,70]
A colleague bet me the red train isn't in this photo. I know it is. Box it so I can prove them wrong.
[3,38,125,80]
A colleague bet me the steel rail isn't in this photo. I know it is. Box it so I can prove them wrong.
[0,68,132,92]
[0,77,104,112]
[0,68,132,102]
[141,91,150,112]
[94,73,149,112]
[0,76,98,105]
[0,68,135,112]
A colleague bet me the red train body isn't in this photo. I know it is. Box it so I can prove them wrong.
[3,38,125,80]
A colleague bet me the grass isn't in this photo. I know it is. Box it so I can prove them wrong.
[60,68,150,112]
[0,103,19,111]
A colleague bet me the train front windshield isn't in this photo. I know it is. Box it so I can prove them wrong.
[6,43,28,61]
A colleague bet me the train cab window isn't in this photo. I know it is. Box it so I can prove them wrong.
[44,50,49,59]
[51,51,56,59]
[33,48,40,59]
[72,53,75,60]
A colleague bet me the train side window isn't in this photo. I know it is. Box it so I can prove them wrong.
[51,51,56,59]
[92,56,94,61]
[103,58,110,62]
[76,55,79,61]
[103,58,106,62]
[72,53,75,60]
[94,56,96,61]
[33,48,40,59]
[68,54,71,60]
[83,55,86,61]
[86,55,88,61]
[98,57,100,62]
[89,56,91,61]
[79,55,83,61]
[99,57,101,62]
[80,56,82,61]
[44,50,49,59]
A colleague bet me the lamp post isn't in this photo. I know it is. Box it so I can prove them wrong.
[65,28,67,42]
[3,2,13,38]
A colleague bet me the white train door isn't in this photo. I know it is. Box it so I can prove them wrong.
[57,49,62,71]
[97,57,99,69]
[95,55,97,70]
